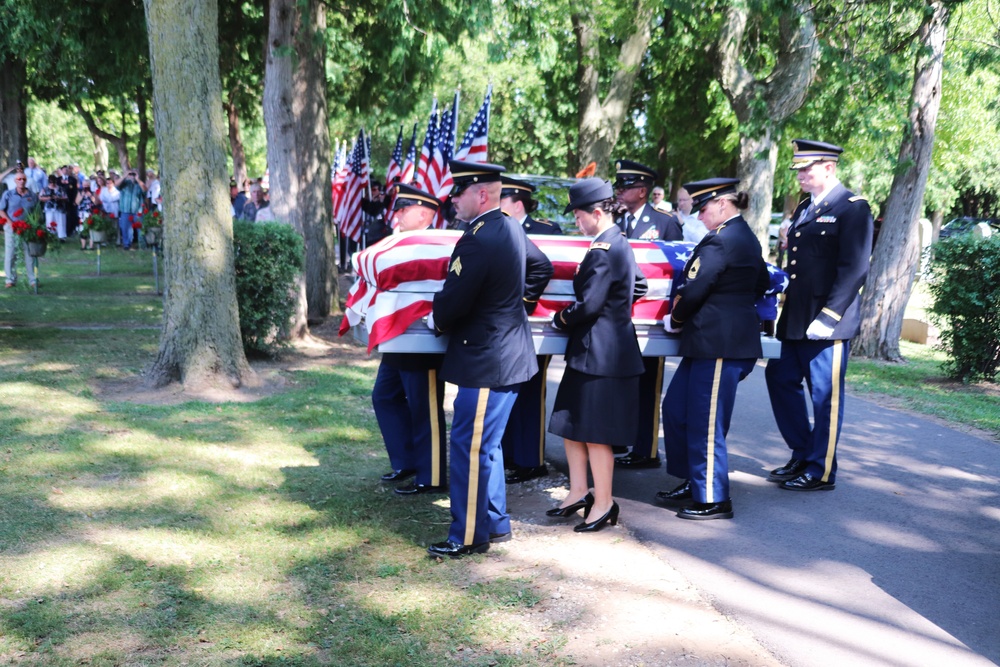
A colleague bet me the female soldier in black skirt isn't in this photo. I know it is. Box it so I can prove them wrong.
[547,178,647,532]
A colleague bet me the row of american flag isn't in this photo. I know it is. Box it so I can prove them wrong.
[332,86,493,243]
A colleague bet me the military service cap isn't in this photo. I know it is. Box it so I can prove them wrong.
[613,159,658,189]
[449,160,505,196]
[393,183,441,211]
[500,176,536,198]
[790,139,844,170]
[683,177,740,212]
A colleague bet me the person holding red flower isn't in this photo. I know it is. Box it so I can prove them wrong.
[1,170,40,288]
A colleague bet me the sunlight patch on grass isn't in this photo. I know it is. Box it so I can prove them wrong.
[47,469,223,512]
[0,544,116,596]
[0,382,101,430]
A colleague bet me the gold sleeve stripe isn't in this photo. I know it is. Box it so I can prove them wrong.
[821,308,842,321]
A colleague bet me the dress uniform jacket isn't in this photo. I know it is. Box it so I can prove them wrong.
[521,215,562,235]
[556,226,647,378]
[777,184,873,341]
[671,216,770,359]
[433,208,551,388]
[618,203,683,241]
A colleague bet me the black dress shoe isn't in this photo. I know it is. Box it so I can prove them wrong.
[654,480,693,505]
[427,540,490,558]
[677,500,734,520]
[614,453,661,469]
[779,472,835,492]
[505,464,549,484]
[381,468,417,482]
[545,492,595,518]
[767,458,807,482]
[574,501,620,532]
[489,532,511,543]
[394,482,448,495]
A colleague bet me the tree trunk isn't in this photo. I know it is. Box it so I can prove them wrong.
[715,2,819,249]
[0,57,28,168]
[143,0,254,390]
[572,0,654,177]
[91,133,109,173]
[225,90,248,188]
[263,0,334,328]
[76,101,131,171]
[136,87,150,179]
[855,0,950,360]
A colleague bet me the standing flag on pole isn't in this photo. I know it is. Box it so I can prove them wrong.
[400,124,418,184]
[337,128,371,244]
[455,85,492,163]
[385,127,403,188]
[434,91,459,199]
[331,140,348,215]
[415,98,439,195]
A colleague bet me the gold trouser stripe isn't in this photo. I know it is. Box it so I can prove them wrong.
[464,389,489,545]
[648,358,665,458]
[536,357,550,463]
[427,369,442,486]
[705,360,723,505]
[822,342,843,483]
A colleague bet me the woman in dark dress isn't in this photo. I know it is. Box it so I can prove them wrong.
[656,177,770,520]
[547,178,647,532]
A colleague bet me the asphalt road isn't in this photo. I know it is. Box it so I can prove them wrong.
[542,357,1000,667]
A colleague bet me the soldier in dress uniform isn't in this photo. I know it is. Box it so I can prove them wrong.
[372,184,448,495]
[426,160,552,558]
[499,175,560,484]
[655,178,770,520]
[764,140,874,491]
[611,159,683,470]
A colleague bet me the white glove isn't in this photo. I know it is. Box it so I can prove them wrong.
[806,319,834,340]
[664,319,682,334]
[425,312,436,331]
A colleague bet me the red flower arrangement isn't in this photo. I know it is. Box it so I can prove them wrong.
[9,206,56,243]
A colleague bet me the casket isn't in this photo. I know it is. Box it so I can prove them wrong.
[341,230,785,359]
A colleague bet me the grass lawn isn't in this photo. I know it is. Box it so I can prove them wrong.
[1,243,995,665]
[1,244,560,666]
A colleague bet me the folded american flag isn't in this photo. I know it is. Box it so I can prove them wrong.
[339,231,694,352]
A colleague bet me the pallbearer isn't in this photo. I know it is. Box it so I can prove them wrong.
[372,184,448,495]
[426,161,551,558]
[611,159,683,470]
[657,178,770,519]
[499,175,560,484]
[764,140,873,491]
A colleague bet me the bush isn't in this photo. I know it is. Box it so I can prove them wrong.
[233,220,304,356]
[926,234,1000,382]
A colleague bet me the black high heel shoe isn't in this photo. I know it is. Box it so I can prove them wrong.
[574,501,619,532]
[545,492,595,518]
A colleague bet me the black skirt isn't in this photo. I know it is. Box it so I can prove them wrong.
[548,367,639,447]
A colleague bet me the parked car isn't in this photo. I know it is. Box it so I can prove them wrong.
[507,173,577,233]
[938,216,1000,239]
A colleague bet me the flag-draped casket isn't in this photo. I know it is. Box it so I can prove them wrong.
[340,230,785,358]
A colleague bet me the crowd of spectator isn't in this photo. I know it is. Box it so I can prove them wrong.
[1,158,162,250]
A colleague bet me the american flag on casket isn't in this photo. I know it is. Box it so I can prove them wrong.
[338,231,787,353]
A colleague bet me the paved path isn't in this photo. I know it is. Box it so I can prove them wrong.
[542,358,1000,667]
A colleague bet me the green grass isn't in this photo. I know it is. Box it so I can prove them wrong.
[848,340,1000,438]
[1,247,569,666]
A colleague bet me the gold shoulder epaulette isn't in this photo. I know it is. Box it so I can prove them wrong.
[471,221,485,235]
[590,241,611,251]
[848,195,867,203]
[536,218,556,227]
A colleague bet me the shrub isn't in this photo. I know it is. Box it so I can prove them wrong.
[926,234,1000,382]
[233,220,304,356]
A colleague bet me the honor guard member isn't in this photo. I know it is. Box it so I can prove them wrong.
[612,159,683,469]
[765,140,873,491]
[372,184,448,495]
[656,178,770,519]
[426,160,552,558]
[500,175,559,484]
